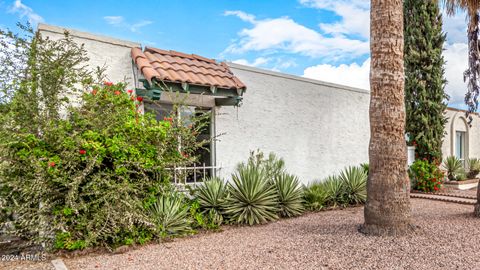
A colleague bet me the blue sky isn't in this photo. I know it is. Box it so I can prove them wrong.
[0,0,472,108]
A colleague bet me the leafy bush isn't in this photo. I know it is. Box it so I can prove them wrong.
[410,159,444,192]
[148,193,192,239]
[443,156,465,181]
[338,166,367,205]
[274,173,304,217]
[224,164,278,225]
[195,177,227,226]
[1,83,205,249]
[467,158,480,179]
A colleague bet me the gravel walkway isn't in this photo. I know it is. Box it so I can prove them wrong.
[2,199,480,270]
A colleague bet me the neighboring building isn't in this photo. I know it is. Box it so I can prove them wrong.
[38,23,370,185]
[442,108,480,165]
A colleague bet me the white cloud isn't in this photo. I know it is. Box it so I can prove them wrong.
[104,16,124,25]
[444,43,468,107]
[300,0,370,39]
[232,57,270,67]
[9,0,44,25]
[224,10,256,24]
[302,58,370,90]
[224,10,368,61]
[103,16,152,33]
[442,11,468,44]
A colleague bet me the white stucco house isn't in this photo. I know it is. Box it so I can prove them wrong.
[37,23,478,185]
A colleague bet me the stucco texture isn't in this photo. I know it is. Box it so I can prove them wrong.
[215,64,370,184]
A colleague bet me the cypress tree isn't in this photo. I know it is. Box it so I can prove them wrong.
[404,0,449,162]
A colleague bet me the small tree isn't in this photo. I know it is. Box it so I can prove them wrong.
[404,0,448,162]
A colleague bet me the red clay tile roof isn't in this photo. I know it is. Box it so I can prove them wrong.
[131,47,246,90]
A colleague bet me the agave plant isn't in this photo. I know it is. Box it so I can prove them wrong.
[322,175,345,207]
[467,158,480,179]
[303,181,329,211]
[148,193,192,238]
[360,163,369,175]
[238,150,286,181]
[224,165,278,225]
[196,177,227,224]
[274,173,304,217]
[338,166,367,205]
[443,156,464,181]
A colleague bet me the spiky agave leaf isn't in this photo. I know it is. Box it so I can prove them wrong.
[274,173,304,217]
[224,165,278,225]
[148,193,192,238]
[322,175,345,207]
[338,166,367,205]
[196,177,227,224]
[443,156,464,180]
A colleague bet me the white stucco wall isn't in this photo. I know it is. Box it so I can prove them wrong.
[215,63,370,184]
[442,108,480,160]
[37,24,139,88]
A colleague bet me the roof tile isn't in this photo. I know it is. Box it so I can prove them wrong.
[131,47,245,91]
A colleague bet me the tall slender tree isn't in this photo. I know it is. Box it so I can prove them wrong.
[361,0,413,236]
[404,0,449,162]
[443,0,480,217]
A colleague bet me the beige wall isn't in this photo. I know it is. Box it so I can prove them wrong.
[442,108,480,161]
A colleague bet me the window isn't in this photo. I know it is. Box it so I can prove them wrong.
[145,102,214,183]
[455,131,466,167]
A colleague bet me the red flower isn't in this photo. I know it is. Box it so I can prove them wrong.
[104,81,113,86]
[136,96,143,102]
[163,117,173,122]
[114,90,121,95]
[48,161,56,167]
[91,90,97,95]
[127,89,133,94]
[434,186,439,191]
[79,149,86,155]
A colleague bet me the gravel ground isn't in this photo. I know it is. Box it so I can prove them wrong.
[2,199,480,270]
[445,187,478,197]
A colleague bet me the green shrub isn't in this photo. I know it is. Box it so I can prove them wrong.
[148,193,192,239]
[410,159,444,192]
[274,173,304,217]
[338,166,367,205]
[467,158,480,179]
[195,177,227,225]
[443,156,464,181]
[224,164,278,225]
[1,83,205,249]
[303,181,329,211]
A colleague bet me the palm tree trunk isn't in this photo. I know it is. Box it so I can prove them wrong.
[361,0,413,236]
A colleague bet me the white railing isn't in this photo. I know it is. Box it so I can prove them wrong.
[166,164,222,187]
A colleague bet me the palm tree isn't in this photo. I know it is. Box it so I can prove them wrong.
[361,0,413,236]
[443,0,480,217]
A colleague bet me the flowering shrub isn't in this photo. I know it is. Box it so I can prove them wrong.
[409,159,444,192]
[0,82,208,249]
